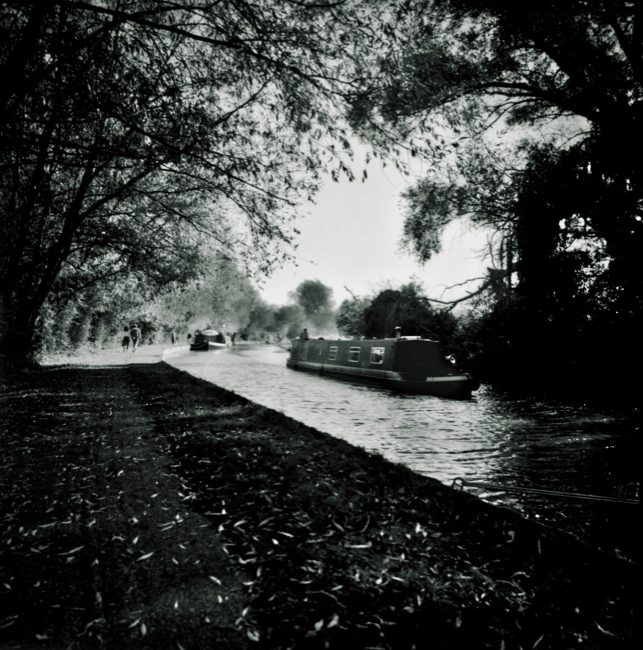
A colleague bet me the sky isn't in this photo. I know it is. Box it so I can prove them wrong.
[256,143,490,310]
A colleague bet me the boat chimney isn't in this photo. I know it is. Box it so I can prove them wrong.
[395,326,401,340]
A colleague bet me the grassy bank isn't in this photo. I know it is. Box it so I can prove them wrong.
[0,356,638,649]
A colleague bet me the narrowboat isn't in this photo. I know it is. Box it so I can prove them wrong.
[190,329,228,351]
[286,334,479,399]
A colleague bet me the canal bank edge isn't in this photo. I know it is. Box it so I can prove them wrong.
[0,358,637,649]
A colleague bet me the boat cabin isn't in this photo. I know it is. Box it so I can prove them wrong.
[287,335,478,399]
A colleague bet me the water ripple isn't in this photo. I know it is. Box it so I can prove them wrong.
[166,346,637,509]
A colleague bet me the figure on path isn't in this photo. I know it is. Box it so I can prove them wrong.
[122,326,130,352]
[130,324,142,352]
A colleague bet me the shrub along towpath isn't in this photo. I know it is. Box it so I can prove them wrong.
[0,346,638,649]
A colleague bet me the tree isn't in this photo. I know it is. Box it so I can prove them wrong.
[336,292,372,338]
[242,302,276,342]
[0,1,393,365]
[351,0,642,297]
[342,0,643,391]
[289,279,336,334]
[130,254,263,340]
[289,280,334,317]
[362,283,457,342]
[271,304,306,342]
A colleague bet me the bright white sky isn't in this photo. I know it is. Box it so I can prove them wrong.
[256,144,490,309]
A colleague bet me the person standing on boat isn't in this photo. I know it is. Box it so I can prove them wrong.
[300,328,309,340]
[130,323,142,352]
[122,326,130,352]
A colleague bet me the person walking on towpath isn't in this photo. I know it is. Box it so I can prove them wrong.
[121,326,130,352]
[130,324,142,352]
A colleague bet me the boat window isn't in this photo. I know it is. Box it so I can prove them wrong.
[328,346,337,360]
[348,347,360,362]
[370,347,385,364]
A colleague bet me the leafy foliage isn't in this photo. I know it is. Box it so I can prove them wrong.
[362,283,458,342]
[349,0,643,393]
[0,1,392,363]
[289,279,336,335]
[336,294,372,338]
[289,280,335,317]
[270,304,306,342]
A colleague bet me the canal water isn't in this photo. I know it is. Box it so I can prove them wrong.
[166,344,639,559]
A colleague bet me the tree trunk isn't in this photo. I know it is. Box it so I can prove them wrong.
[0,288,44,370]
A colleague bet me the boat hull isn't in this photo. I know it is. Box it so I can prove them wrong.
[190,341,227,351]
[286,337,479,400]
[189,330,229,351]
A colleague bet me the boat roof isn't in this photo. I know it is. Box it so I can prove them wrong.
[302,336,439,344]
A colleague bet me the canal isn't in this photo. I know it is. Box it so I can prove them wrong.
[166,344,639,560]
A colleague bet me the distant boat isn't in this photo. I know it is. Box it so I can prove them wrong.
[190,329,228,351]
[287,335,479,399]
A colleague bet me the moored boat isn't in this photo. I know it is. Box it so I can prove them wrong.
[190,329,229,351]
[286,334,479,399]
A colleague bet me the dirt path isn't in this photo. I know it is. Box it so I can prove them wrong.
[37,343,181,367]
[1,361,248,649]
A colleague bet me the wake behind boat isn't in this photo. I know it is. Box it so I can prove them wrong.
[287,332,479,399]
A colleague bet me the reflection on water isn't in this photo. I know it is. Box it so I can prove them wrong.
[167,344,639,557]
